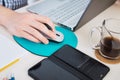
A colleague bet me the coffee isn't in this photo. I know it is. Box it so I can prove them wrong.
[100,36,120,59]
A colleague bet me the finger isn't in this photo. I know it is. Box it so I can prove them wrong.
[22,26,49,44]
[30,21,56,39]
[20,31,40,43]
[33,14,55,31]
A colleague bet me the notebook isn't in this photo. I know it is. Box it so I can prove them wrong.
[27,0,116,31]
[0,34,26,72]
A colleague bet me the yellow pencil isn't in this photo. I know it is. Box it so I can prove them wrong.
[0,59,19,72]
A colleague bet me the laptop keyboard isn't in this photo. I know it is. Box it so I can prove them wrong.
[44,0,91,29]
[44,0,89,22]
[27,0,91,30]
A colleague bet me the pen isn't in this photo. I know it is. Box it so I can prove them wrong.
[10,77,15,80]
[10,74,15,80]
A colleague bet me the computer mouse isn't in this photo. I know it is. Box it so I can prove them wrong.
[49,30,64,42]
[40,30,64,43]
[40,23,64,43]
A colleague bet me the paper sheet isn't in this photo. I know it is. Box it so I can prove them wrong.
[0,34,27,71]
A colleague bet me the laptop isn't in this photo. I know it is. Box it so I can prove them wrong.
[27,0,116,31]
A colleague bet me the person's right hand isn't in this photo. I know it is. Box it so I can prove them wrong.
[2,12,56,44]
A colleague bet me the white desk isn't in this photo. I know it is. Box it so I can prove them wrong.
[0,1,120,80]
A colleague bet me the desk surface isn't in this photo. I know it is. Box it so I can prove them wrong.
[0,1,120,80]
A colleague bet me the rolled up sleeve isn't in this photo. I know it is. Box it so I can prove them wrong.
[0,0,28,10]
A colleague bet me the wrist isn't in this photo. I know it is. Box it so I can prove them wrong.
[0,6,16,27]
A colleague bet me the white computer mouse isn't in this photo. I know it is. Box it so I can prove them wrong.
[39,29,64,43]
[50,30,64,42]
[43,30,64,42]
[39,24,64,43]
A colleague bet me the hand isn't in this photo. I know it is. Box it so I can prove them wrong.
[3,12,56,44]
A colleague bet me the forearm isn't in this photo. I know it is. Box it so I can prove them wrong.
[0,5,16,27]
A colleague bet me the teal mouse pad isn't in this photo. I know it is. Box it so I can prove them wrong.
[13,26,78,57]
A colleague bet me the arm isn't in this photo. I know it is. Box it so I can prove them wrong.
[0,5,56,44]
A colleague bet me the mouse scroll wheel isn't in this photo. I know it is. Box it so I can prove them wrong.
[56,34,60,36]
